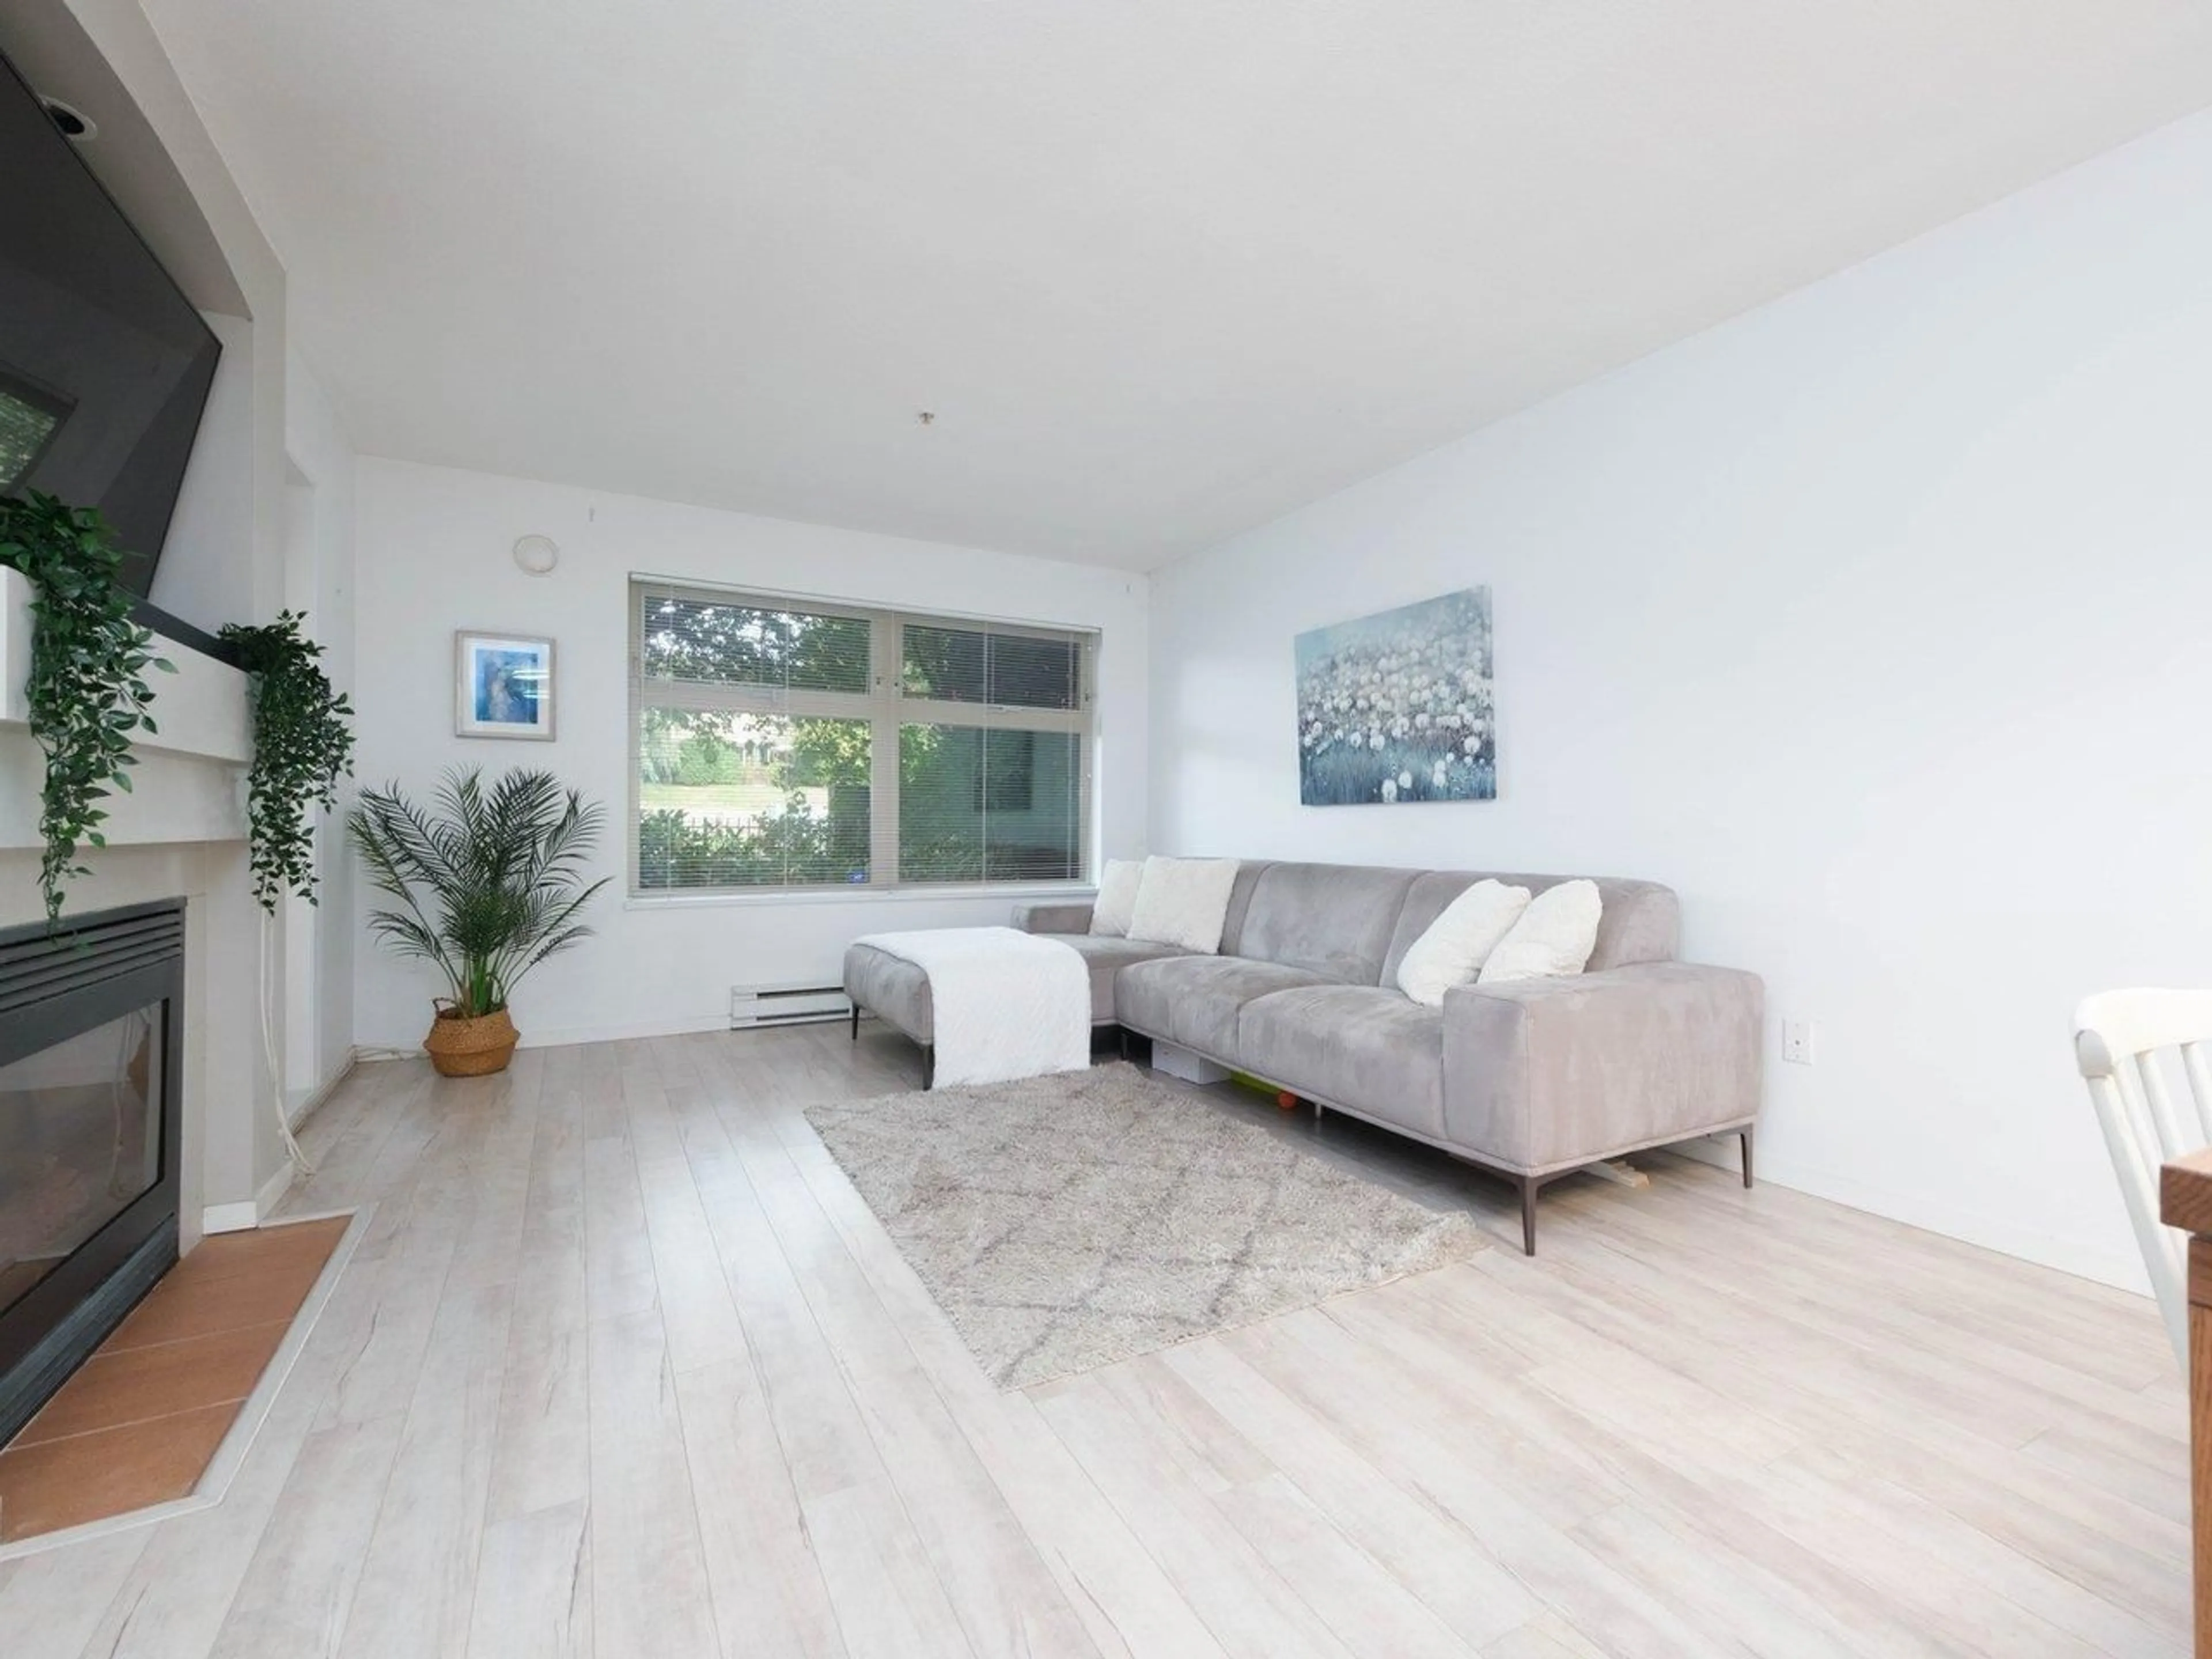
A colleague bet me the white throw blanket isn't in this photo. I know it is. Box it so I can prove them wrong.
[854,926,1090,1087]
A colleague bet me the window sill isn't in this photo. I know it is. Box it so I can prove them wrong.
[624,882,1098,913]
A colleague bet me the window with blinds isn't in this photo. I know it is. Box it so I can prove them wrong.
[631,579,1094,895]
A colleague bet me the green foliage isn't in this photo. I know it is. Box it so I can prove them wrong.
[219,611,357,911]
[639,595,870,691]
[637,703,704,784]
[636,796,871,888]
[671,731,743,786]
[634,803,1071,889]
[785,714,874,789]
[349,767,611,1018]
[635,712,884,889]
[0,493,172,923]
[0,392,60,484]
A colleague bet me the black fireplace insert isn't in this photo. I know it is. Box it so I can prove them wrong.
[0,900,184,1446]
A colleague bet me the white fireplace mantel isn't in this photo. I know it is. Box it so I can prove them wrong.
[1,567,252,851]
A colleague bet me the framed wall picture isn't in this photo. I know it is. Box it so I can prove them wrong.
[454,630,555,740]
[1295,586,1494,804]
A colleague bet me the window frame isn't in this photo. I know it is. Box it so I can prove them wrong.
[628,576,1097,899]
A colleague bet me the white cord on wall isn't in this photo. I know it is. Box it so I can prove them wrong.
[261,906,316,1177]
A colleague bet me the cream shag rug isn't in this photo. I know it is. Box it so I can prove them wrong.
[805,1062,1487,1389]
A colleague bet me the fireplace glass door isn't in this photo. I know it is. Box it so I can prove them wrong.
[0,899,184,1446]
[0,1005,164,1318]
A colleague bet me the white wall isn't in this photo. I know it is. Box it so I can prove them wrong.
[351,458,1149,1050]
[282,347,358,1111]
[153,309,255,630]
[1150,108,2212,1292]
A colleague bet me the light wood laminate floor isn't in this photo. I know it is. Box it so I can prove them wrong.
[0,1023,2186,1658]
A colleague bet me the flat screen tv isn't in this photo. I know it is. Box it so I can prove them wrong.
[0,48,220,601]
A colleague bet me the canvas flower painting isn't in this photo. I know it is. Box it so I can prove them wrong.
[1295,588,1495,805]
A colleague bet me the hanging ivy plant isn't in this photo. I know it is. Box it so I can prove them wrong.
[219,610,355,911]
[0,492,171,924]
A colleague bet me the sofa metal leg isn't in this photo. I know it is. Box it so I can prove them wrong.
[1117,1025,1128,1062]
[1740,1127,1755,1189]
[922,1043,935,1090]
[850,1003,860,1042]
[1520,1176,1539,1256]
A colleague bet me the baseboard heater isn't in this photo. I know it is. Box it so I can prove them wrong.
[730,982,852,1030]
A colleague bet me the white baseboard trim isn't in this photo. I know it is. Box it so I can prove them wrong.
[286,1047,359,1130]
[252,1155,298,1224]
[516,1012,734,1048]
[1673,1134,2150,1297]
[513,1013,740,1050]
[202,1158,303,1237]
[358,1012,740,1056]
[200,1053,353,1237]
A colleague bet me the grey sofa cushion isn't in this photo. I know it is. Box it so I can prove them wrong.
[1231,863,1421,984]
[1236,986,1446,1138]
[1012,900,1097,935]
[1115,956,1330,1055]
[1578,878,1680,971]
[1214,860,1274,957]
[1047,934,1196,1022]
[1380,871,1681,984]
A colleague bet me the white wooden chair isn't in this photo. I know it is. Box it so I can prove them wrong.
[2074,988,2212,1368]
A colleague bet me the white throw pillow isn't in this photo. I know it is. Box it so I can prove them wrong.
[1478,880,1604,984]
[1395,880,1532,1007]
[1089,859,1143,937]
[1126,856,1240,955]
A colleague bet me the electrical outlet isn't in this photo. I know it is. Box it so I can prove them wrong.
[1782,1020,1816,1066]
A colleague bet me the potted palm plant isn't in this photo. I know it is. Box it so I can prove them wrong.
[349,767,611,1076]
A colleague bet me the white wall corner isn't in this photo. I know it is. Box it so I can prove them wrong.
[286,1045,358,1129]
[199,1200,259,1235]
[200,1157,298,1237]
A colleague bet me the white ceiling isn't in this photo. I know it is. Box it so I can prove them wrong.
[137,1,2212,570]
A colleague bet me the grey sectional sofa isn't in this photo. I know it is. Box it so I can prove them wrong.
[845,860,1764,1252]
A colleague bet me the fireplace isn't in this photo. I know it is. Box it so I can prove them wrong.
[0,900,184,1446]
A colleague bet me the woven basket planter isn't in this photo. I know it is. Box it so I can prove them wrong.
[423,1004,519,1077]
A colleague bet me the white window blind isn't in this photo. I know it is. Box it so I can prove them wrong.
[631,578,1094,895]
